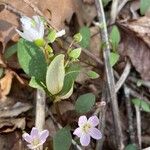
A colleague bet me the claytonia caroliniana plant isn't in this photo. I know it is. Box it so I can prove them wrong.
[22,127,49,150]
[73,115,102,146]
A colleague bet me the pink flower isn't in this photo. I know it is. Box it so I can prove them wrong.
[22,127,49,149]
[73,115,102,146]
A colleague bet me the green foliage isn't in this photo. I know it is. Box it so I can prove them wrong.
[46,54,65,95]
[140,0,150,15]
[79,26,90,48]
[4,44,17,59]
[68,48,82,59]
[17,39,47,82]
[53,128,72,150]
[73,33,82,43]
[125,144,137,150]
[102,0,111,7]
[75,93,95,113]
[86,70,100,79]
[110,25,120,51]
[109,52,120,67]
[29,77,44,90]
[0,68,4,78]
[47,30,57,43]
[132,98,150,112]
[34,39,45,47]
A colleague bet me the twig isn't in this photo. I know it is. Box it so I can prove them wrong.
[115,60,131,92]
[94,0,124,149]
[35,89,46,131]
[135,106,142,149]
[110,0,119,23]
[117,0,130,15]
[47,109,82,150]
[124,86,136,144]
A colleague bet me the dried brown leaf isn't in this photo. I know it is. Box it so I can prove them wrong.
[118,17,150,80]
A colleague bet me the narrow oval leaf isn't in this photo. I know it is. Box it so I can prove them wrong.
[17,39,47,82]
[87,70,100,79]
[47,30,57,43]
[75,93,95,114]
[53,128,72,150]
[46,54,65,95]
[69,48,81,59]
[73,33,82,43]
[109,52,119,67]
[4,44,17,59]
[140,0,150,15]
[125,144,137,150]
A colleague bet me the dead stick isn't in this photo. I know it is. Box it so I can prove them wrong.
[95,0,124,149]
[110,0,119,23]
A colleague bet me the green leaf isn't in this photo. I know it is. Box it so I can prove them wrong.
[109,52,119,67]
[47,30,57,43]
[68,48,81,59]
[0,68,4,78]
[75,93,95,114]
[102,0,111,7]
[87,70,100,79]
[132,98,150,112]
[29,77,44,90]
[140,0,150,15]
[73,33,82,43]
[110,25,120,51]
[46,54,65,95]
[17,39,47,82]
[125,144,137,150]
[79,26,90,48]
[53,128,72,150]
[4,44,17,59]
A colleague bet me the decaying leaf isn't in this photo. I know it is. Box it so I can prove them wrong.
[0,102,32,118]
[117,16,150,80]
[0,118,25,133]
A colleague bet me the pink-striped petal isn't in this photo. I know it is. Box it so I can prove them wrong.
[80,133,91,146]
[78,116,87,127]
[39,130,49,143]
[88,116,99,127]
[73,127,82,137]
[22,133,32,143]
[30,127,39,138]
[89,127,102,140]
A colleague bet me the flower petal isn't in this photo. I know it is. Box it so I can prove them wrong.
[30,127,39,138]
[78,116,87,127]
[80,133,90,146]
[56,29,65,37]
[89,127,102,140]
[88,116,99,127]
[22,133,32,143]
[73,127,82,137]
[39,130,49,143]
[20,16,32,30]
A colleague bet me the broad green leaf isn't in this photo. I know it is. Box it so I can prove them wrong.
[132,98,150,112]
[140,0,150,15]
[0,68,4,78]
[46,54,65,95]
[125,144,137,150]
[87,70,100,79]
[109,52,119,67]
[17,39,47,82]
[73,33,82,43]
[4,44,17,59]
[110,25,120,51]
[102,0,111,7]
[79,26,90,48]
[53,128,72,150]
[47,30,57,43]
[68,48,81,59]
[29,77,44,90]
[75,93,95,113]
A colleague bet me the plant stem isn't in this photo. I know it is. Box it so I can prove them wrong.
[94,0,124,149]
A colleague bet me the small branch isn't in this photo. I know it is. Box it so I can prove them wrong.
[135,106,142,149]
[94,0,124,149]
[117,0,130,15]
[124,86,136,144]
[35,89,46,131]
[115,60,131,92]
[47,109,82,150]
[110,0,119,23]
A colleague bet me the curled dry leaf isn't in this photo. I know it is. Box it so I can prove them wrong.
[0,118,25,133]
[117,16,150,80]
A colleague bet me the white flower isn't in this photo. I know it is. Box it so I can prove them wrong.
[16,16,44,42]
[56,29,66,37]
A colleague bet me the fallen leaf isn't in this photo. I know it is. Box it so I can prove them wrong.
[117,17,150,80]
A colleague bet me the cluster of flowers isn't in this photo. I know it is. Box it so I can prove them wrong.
[17,15,102,149]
